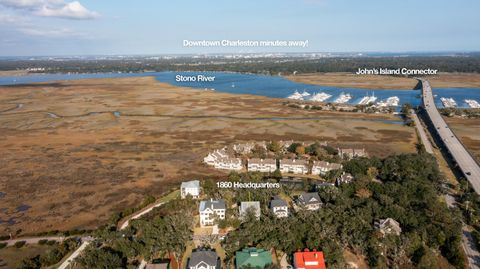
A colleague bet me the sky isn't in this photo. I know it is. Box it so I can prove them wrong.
[0,0,479,56]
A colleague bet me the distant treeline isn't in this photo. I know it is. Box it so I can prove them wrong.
[1,56,480,74]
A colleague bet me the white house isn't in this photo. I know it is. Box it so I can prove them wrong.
[214,158,243,170]
[199,199,226,227]
[338,148,367,159]
[204,148,243,171]
[239,201,261,220]
[311,161,342,176]
[336,172,354,185]
[233,142,266,154]
[270,197,288,218]
[297,192,322,211]
[247,158,277,173]
[279,159,308,174]
[375,218,402,236]
[181,180,200,199]
[203,148,229,165]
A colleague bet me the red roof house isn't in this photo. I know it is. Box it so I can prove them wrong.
[293,249,326,269]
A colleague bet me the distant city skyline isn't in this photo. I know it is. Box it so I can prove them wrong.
[0,0,479,56]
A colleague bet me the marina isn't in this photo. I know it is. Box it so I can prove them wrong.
[465,99,480,108]
[358,93,377,105]
[287,90,304,100]
[377,96,400,107]
[309,92,332,102]
[0,71,479,109]
[333,93,352,104]
[441,97,457,108]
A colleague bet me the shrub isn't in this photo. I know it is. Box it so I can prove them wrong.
[14,241,26,248]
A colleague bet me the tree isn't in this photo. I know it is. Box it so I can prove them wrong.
[287,143,302,153]
[272,169,282,179]
[366,167,379,180]
[76,246,125,269]
[266,141,282,153]
[295,146,305,155]
[401,103,413,115]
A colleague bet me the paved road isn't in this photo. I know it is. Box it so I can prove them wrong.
[57,239,92,269]
[422,79,480,268]
[1,236,66,246]
[410,109,433,154]
[421,79,480,194]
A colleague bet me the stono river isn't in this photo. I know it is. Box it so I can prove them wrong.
[0,71,479,108]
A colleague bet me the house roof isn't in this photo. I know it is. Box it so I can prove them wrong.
[294,249,326,269]
[280,159,308,166]
[299,192,321,205]
[376,218,402,234]
[339,173,353,180]
[188,249,219,268]
[236,247,273,269]
[338,148,366,156]
[312,161,342,170]
[240,201,261,215]
[270,198,288,208]
[217,157,241,164]
[248,158,276,165]
[199,200,226,211]
[181,180,200,189]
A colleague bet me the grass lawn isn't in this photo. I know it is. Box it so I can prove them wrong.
[159,189,180,203]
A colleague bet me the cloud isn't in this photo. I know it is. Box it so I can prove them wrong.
[35,1,98,19]
[19,27,84,37]
[0,0,98,20]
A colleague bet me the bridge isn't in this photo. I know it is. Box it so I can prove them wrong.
[420,79,480,194]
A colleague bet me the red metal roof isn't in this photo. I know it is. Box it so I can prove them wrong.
[294,249,326,269]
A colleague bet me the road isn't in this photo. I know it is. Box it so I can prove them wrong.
[118,201,165,230]
[2,236,66,246]
[410,109,433,154]
[420,79,480,194]
[57,239,92,269]
[420,79,480,268]
[462,225,480,269]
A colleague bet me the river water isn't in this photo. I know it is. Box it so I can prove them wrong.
[1,71,479,108]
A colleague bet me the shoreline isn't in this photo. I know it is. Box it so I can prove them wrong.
[285,72,480,89]
[2,70,480,89]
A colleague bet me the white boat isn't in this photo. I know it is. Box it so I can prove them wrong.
[358,92,377,105]
[333,92,352,104]
[231,83,235,88]
[287,90,304,100]
[310,92,332,102]
[301,90,311,97]
[377,96,400,107]
[440,97,457,108]
[204,88,215,91]
[465,99,480,108]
